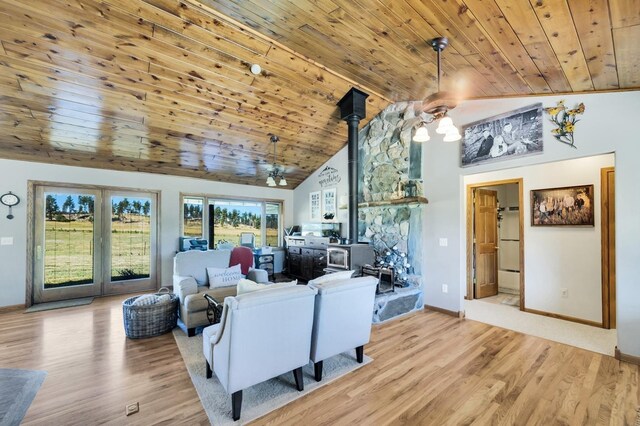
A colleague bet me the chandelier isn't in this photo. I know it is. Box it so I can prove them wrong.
[266,135,287,186]
[413,37,461,143]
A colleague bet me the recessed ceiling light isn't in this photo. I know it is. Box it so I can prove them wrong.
[250,64,262,75]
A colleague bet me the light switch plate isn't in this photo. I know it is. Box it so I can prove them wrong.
[0,237,13,246]
[439,238,448,247]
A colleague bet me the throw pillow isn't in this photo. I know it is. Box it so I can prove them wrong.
[308,270,355,286]
[207,264,244,289]
[236,279,298,295]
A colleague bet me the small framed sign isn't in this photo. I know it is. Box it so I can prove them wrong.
[310,191,321,222]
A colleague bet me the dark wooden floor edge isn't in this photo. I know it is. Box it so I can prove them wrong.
[615,346,640,365]
[424,304,464,319]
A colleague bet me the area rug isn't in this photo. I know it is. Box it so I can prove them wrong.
[173,329,372,425]
[0,369,46,426]
[25,297,93,313]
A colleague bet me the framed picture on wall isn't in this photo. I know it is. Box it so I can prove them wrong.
[461,103,543,167]
[310,191,321,222]
[322,188,337,221]
[530,184,594,226]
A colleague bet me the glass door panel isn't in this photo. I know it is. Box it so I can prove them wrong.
[103,191,157,295]
[34,187,102,303]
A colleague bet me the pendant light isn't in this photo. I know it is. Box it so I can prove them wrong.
[266,135,287,186]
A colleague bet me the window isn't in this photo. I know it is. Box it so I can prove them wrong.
[183,197,204,237]
[181,195,283,248]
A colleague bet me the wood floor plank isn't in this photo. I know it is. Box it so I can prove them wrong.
[0,295,637,425]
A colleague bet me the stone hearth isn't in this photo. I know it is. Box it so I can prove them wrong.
[357,101,427,322]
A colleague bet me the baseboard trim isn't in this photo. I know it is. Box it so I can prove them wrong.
[615,347,640,365]
[523,308,602,328]
[0,304,25,314]
[424,304,463,319]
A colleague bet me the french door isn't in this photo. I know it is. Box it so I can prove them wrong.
[33,185,158,303]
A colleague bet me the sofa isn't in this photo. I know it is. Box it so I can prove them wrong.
[173,249,269,336]
[203,285,317,421]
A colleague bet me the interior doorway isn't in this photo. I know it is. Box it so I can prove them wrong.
[466,178,524,310]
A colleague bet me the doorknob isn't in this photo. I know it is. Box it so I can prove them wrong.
[494,246,500,250]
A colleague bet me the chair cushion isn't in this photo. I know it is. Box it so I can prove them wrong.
[207,264,244,289]
[236,278,297,295]
[307,270,355,286]
[183,286,239,313]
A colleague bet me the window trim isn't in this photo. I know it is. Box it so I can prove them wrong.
[179,193,284,248]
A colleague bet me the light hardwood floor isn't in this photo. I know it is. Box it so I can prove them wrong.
[0,295,637,425]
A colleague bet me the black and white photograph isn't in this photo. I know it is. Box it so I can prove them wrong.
[461,103,544,167]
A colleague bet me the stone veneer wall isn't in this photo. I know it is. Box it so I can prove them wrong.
[357,101,426,275]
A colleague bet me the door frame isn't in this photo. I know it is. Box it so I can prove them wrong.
[26,181,162,307]
[601,167,616,329]
[465,178,525,310]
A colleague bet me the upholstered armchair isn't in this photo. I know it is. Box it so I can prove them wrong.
[202,285,317,421]
[172,249,269,336]
[308,276,378,381]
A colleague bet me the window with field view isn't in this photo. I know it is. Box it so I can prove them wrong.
[211,200,263,247]
[110,196,152,282]
[181,196,282,248]
[183,197,203,237]
[44,193,96,288]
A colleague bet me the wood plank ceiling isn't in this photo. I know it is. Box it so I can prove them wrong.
[0,0,638,187]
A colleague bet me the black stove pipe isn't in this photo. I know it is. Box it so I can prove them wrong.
[337,88,369,244]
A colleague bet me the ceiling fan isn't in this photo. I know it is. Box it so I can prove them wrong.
[413,37,462,142]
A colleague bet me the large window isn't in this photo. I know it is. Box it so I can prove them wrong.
[181,195,283,249]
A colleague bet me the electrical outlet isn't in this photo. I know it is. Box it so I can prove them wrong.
[561,288,568,298]
[439,238,448,247]
[125,402,139,416]
[442,284,448,293]
[0,237,13,246]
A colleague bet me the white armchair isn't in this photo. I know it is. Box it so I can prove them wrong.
[308,276,378,381]
[202,285,317,421]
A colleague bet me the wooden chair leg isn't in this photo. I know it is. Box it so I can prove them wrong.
[314,361,323,382]
[205,361,212,379]
[356,345,364,363]
[187,328,196,337]
[232,390,242,421]
[293,367,304,391]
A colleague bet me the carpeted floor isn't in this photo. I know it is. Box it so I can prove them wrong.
[0,369,46,426]
[465,298,617,355]
[173,329,372,425]
[25,297,93,313]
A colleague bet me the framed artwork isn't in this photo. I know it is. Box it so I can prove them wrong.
[309,191,321,222]
[530,184,594,226]
[461,103,543,167]
[322,188,337,221]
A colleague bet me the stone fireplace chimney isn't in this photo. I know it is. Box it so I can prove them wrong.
[337,87,369,243]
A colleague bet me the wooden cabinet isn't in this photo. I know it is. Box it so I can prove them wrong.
[287,246,326,282]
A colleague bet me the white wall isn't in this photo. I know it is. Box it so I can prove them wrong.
[466,154,614,322]
[421,90,640,356]
[0,159,293,307]
[292,146,349,236]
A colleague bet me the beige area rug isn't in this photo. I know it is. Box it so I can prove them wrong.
[173,329,372,425]
[0,369,46,426]
[464,299,617,356]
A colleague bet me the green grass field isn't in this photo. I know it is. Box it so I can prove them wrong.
[44,215,150,288]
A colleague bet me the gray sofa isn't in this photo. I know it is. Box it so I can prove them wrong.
[172,250,268,336]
